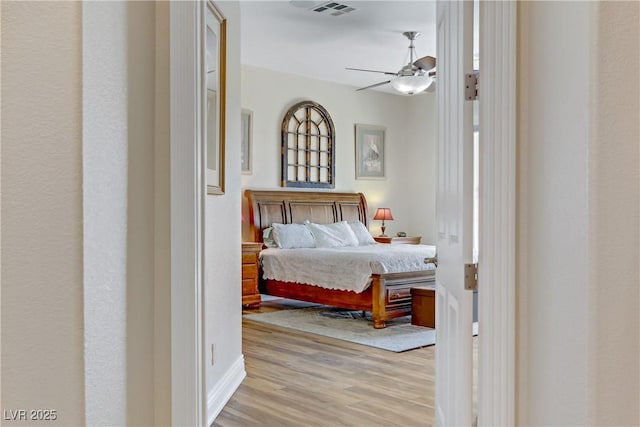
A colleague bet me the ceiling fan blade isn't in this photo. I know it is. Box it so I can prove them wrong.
[413,55,436,71]
[346,67,398,76]
[356,80,391,91]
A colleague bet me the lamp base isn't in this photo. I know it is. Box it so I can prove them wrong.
[380,225,387,237]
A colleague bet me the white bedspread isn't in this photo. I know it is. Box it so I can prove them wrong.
[260,244,437,293]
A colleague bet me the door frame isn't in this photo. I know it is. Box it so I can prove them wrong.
[166,0,518,424]
[169,1,207,425]
[477,1,516,425]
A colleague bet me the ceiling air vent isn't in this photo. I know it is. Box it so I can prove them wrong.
[311,2,355,17]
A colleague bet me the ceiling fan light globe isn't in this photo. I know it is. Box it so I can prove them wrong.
[390,74,432,95]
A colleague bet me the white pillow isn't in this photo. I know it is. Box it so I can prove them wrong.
[271,223,315,249]
[348,221,376,246]
[262,227,278,248]
[308,221,359,248]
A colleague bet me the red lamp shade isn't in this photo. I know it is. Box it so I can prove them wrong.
[373,208,394,221]
[373,208,393,236]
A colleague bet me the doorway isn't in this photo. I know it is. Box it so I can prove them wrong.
[206,0,515,424]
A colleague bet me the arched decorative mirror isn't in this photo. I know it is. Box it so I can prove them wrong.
[281,100,335,189]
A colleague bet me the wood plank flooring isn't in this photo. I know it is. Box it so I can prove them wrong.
[213,299,437,427]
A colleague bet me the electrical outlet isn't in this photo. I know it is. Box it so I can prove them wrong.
[211,344,215,365]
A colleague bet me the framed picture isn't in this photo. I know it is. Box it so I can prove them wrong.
[241,109,253,174]
[355,123,386,179]
[204,1,227,195]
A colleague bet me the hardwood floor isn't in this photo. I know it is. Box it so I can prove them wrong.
[213,299,437,427]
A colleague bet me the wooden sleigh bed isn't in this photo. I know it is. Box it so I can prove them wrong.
[245,189,436,329]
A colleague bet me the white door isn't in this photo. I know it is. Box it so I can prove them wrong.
[435,0,475,426]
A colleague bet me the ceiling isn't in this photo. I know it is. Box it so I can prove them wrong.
[240,1,437,96]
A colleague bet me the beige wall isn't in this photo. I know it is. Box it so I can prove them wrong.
[517,1,639,425]
[153,1,172,424]
[2,1,171,425]
[406,94,438,244]
[3,1,239,423]
[240,65,438,243]
[587,1,639,424]
[1,2,85,425]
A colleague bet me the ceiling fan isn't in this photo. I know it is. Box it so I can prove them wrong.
[346,31,436,95]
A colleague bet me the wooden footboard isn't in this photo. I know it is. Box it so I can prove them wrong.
[371,270,436,328]
[261,269,436,329]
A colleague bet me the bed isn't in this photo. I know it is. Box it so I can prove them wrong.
[245,189,436,329]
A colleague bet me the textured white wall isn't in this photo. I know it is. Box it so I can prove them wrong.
[517,1,639,425]
[83,2,160,424]
[1,2,85,425]
[240,65,437,242]
[83,1,160,425]
[82,3,128,424]
[205,1,246,421]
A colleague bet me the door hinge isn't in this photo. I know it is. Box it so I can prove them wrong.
[464,263,478,290]
[465,71,479,101]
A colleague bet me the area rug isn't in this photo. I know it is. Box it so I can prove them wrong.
[243,304,436,353]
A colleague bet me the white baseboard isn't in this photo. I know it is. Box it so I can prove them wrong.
[206,355,246,426]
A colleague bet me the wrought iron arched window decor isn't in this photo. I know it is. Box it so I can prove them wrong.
[281,100,335,188]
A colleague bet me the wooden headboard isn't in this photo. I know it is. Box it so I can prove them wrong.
[244,190,369,243]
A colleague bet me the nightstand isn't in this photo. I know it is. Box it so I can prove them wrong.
[241,242,263,308]
[374,236,422,245]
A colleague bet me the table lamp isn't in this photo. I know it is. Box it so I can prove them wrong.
[373,208,394,236]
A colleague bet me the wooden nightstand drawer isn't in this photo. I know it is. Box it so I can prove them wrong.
[242,279,257,294]
[241,242,263,308]
[242,252,258,264]
[242,264,257,279]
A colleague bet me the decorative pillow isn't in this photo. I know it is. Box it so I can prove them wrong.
[348,221,376,246]
[308,221,359,248]
[262,227,278,248]
[271,223,315,249]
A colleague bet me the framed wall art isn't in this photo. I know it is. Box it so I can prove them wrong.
[355,123,386,179]
[241,109,252,174]
[204,1,227,195]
